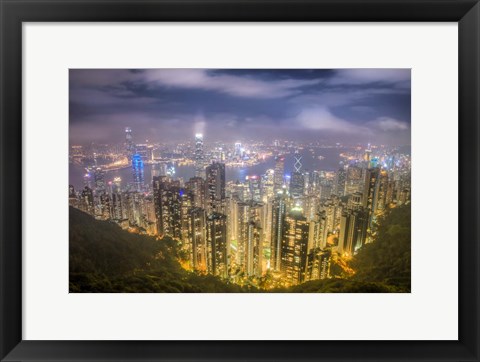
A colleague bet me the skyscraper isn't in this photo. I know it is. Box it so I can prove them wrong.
[153,176,180,236]
[125,127,134,159]
[194,133,204,178]
[80,186,94,215]
[246,175,262,202]
[132,154,145,192]
[363,167,380,227]
[281,207,310,286]
[364,143,372,167]
[93,167,106,194]
[290,172,305,198]
[206,162,226,214]
[338,208,368,256]
[270,188,288,272]
[189,207,207,271]
[274,155,285,192]
[235,200,265,277]
[206,213,228,278]
[185,176,206,209]
[290,150,305,198]
[335,166,347,196]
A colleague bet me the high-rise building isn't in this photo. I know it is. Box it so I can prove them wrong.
[153,176,180,236]
[80,186,94,215]
[99,193,111,220]
[362,167,380,227]
[206,162,226,214]
[206,213,228,278]
[132,154,145,192]
[247,175,262,202]
[125,127,134,159]
[290,150,304,198]
[337,208,368,256]
[110,192,123,220]
[306,248,332,281]
[364,143,372,166]
[185,176,206,209]
[290,172,305,198]
[194,133,205,178]
[245,220,263,277]
[93,167,106,194]
[235,200,265,277]
[261,169,275,201]
[345,165,363,195]
[274,155,285,192]
[270,188,288,272]
[189,207,207,271]
[335,167,347,196]
[281,207,310,286]
[373,170,389,213]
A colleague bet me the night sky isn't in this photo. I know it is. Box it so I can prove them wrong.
[69,69,411,145]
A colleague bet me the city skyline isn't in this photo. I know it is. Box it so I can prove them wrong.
[69,69,411,293]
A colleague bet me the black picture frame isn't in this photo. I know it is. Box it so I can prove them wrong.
[1,0,479,361]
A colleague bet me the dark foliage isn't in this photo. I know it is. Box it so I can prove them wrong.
[350,204,411,292]
[69,204,410,293]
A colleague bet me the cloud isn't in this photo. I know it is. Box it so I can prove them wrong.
[366,117,409,131]
[294,106,365,134]
[329,69,411,86]
[141,69,320,98]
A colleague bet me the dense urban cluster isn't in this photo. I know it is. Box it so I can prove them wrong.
[69,127,411,289]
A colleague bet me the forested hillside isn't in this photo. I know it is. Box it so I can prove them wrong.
[70,205,410,293]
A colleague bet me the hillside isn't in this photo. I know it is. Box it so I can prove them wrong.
[69,207,252,293]
[69,205,410,293]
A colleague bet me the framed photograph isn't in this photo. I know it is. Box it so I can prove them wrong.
[1,0,479,361]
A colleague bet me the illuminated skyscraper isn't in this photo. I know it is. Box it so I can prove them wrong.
[189,207,207,271]
[262,169,275,201]
[345,165,363,195]
[306,248,332,281]
[153,176,181,236]
[281,207,309,286]
[274,155,285,192]
[99,193,111,220]
[206,213,228,278]
[246,175,262,202]
[206,162,226,214]
[374,170,389,213]
[290,150,304,198]
[362,167,380,227]
[335,166,347,196]
[93,167,106,194]
[338,208,368,256]
[125,127,134,159]
[245,220,263,277]
[364,143,372,167]
[80,186,94,215]
[185,176,206,209]
[270,188,288,272]
[290,172,305,198]
[111,192,123,220]
[236,200,265,277]
[194,133,205,178]
[132,154,145,192]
